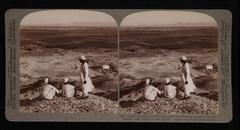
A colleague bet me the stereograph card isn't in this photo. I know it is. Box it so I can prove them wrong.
[5,9,232,122]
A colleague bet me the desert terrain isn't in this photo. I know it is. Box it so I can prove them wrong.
[119,27,219,114]
[20,26,119,113]
[19,26,219,114]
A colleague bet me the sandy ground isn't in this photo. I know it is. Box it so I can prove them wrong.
[119,49,217,81]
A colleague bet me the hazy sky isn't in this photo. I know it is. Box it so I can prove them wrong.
[20,10,117,26]
[20,10,217,27]
[121,11,217,27]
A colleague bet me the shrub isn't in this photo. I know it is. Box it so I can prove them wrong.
[123,45,145,54]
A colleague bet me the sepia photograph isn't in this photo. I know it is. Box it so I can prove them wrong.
[119,11,219,114]
[19,10,119,113]
[4,9,233,122]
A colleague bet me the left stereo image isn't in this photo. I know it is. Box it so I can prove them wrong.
[19,10,119,113]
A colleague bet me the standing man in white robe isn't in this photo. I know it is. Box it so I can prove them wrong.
[41,78,60,100]
[79,55,95,98]
[143,78,161,101]
[163,78,177,99]
[180,56,197,98]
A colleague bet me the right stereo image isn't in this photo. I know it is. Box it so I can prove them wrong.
[118,11,219,114]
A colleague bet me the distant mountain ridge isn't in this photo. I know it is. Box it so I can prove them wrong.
[21,21,116,27]
[122,21,217,27]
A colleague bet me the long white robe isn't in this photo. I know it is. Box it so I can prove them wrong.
[41,84,59,100]
[79,62,94,96]
[181,63,197,97]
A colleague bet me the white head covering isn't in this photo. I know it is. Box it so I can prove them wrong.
[63,77,69,83]
[181,56,187,61]
[165,78,171,84]
[145,78,150,85]
[44,78,49,84]
[80,55,87,60]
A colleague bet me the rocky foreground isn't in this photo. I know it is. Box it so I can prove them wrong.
[119,94,218,114]
[20,93,218,114]
[20,94,119,113]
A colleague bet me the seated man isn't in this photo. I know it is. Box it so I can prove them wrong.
[41,78,60,100]
[143,78,161,101]
[62,77,75,98]
[163,78,177,99]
